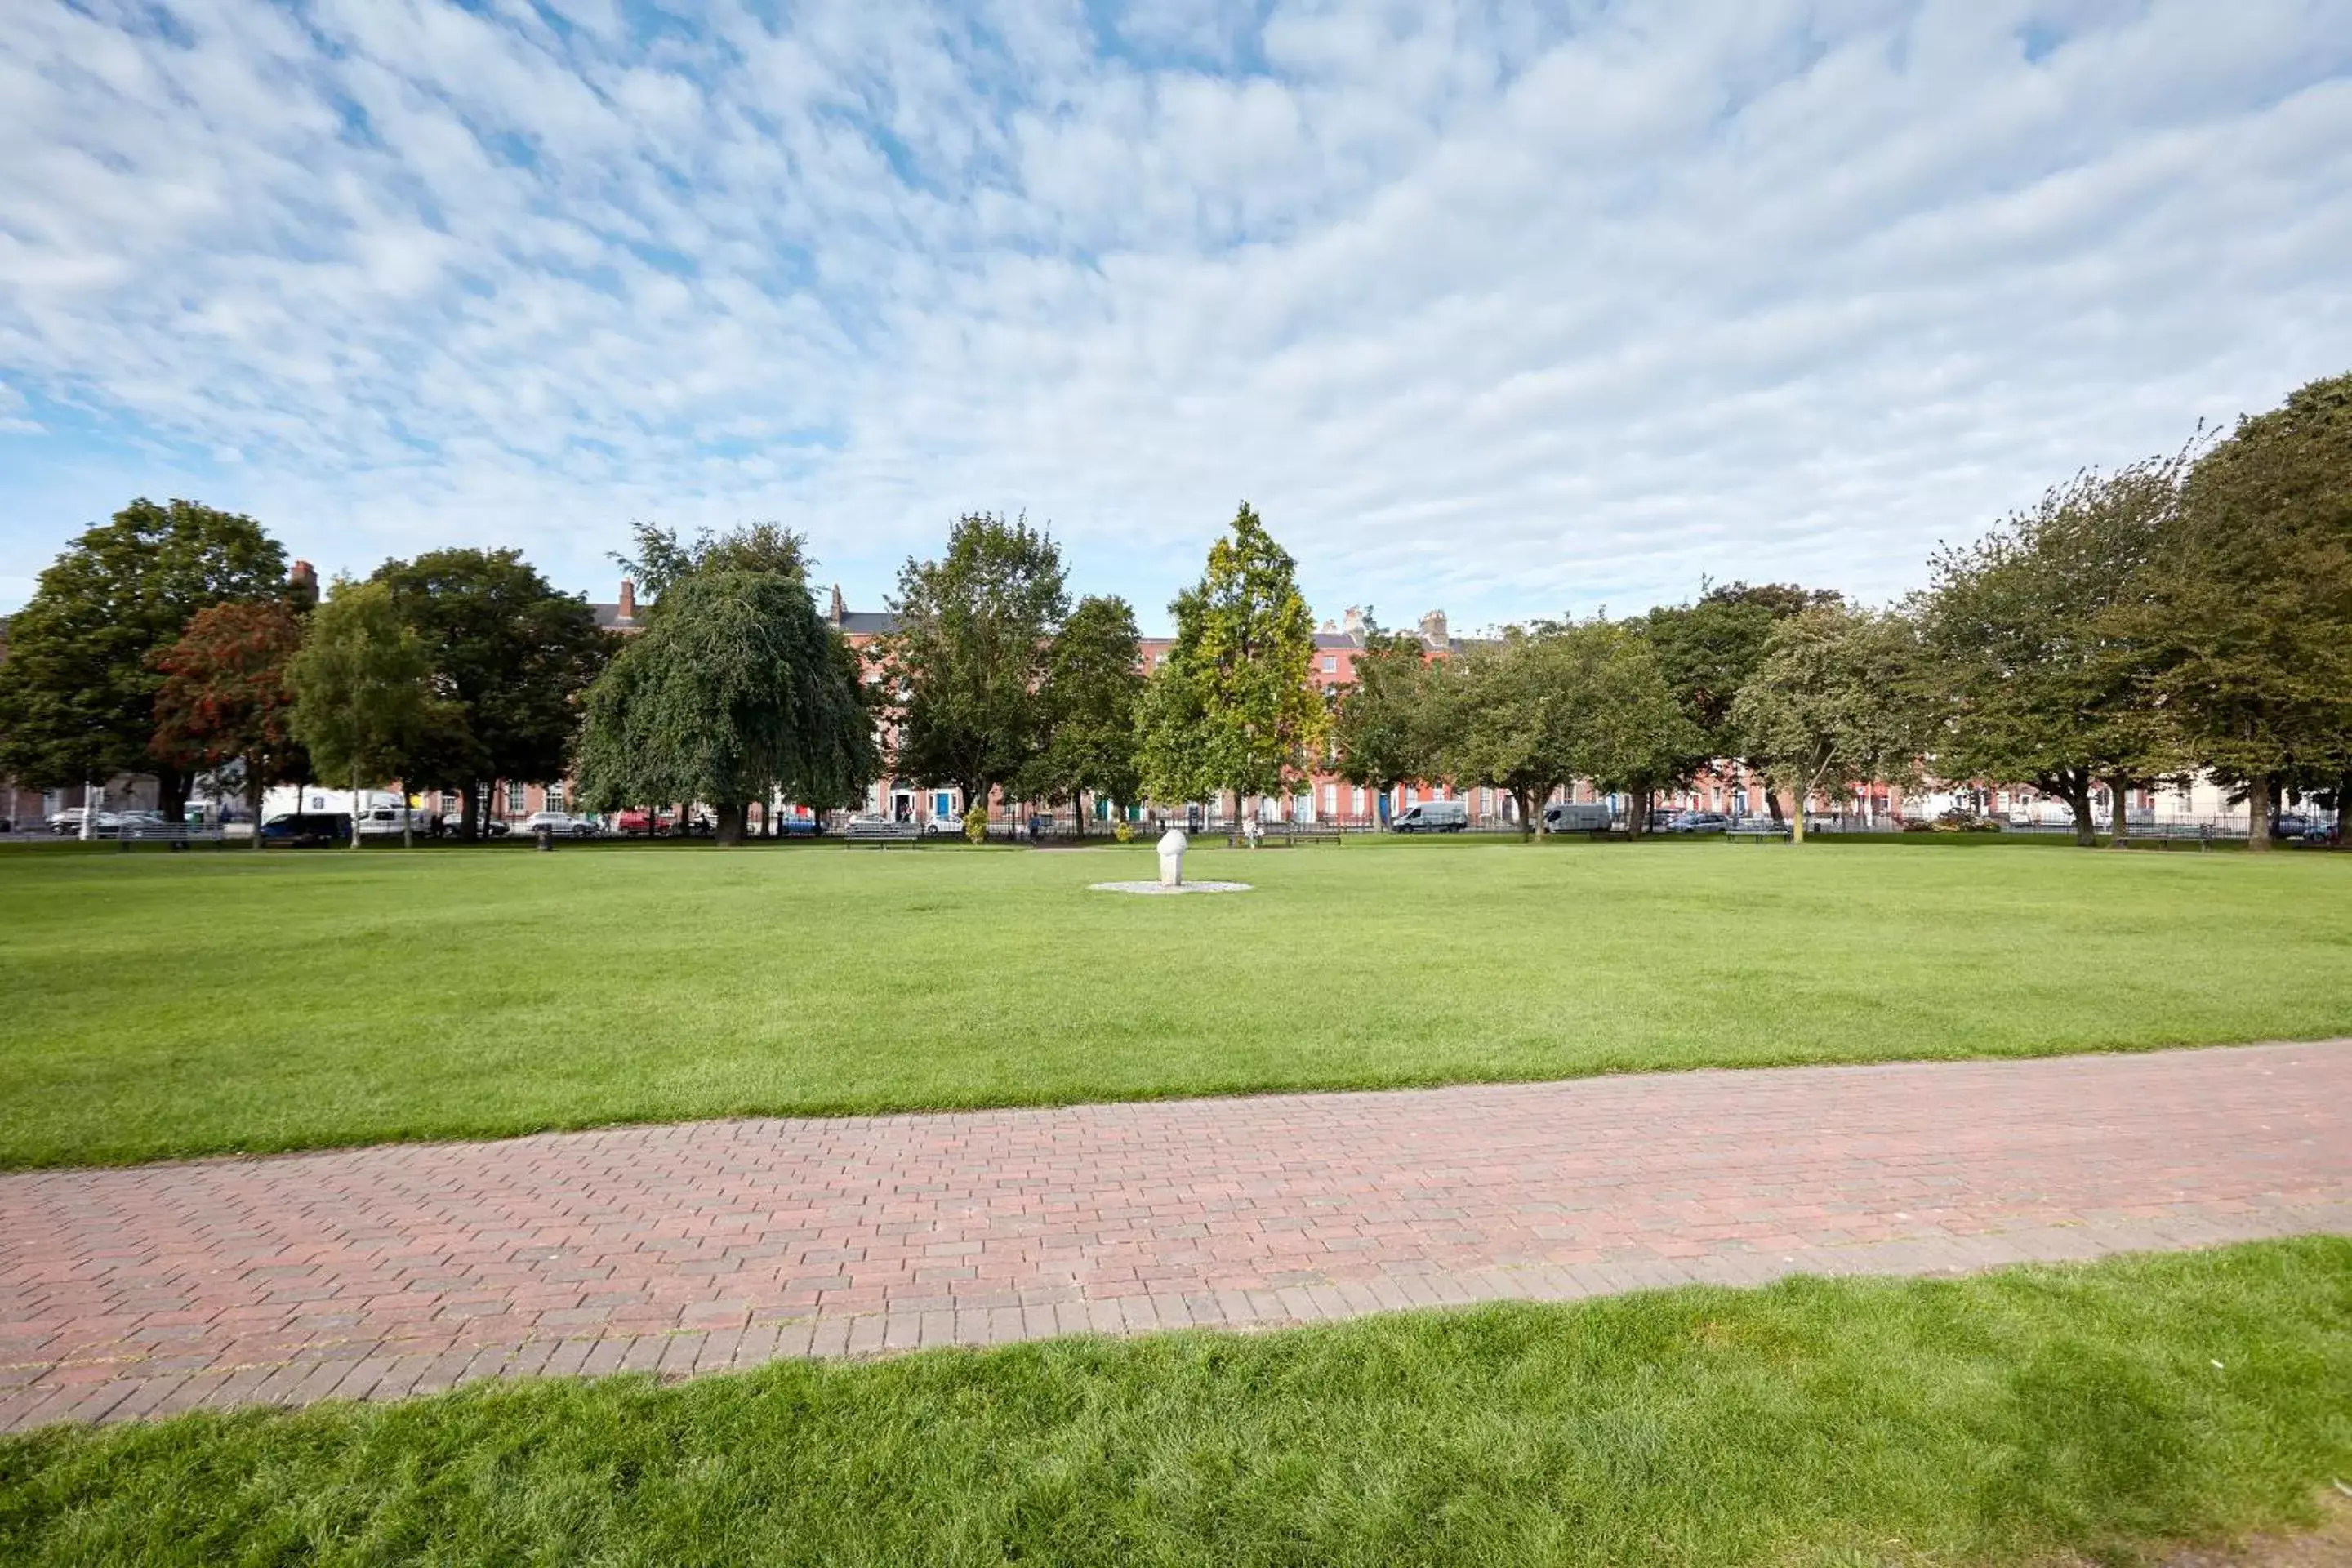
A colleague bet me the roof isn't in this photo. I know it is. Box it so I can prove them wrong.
[590,604,640,631]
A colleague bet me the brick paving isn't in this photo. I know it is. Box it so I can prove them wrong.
[2,1040,2347,1432]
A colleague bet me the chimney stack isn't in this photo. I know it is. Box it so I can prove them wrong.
[829,584,848,625]
[617,578,637,622]
[1419,610,1449,646]
[289,559,317,592]
[1342,605,1365,638]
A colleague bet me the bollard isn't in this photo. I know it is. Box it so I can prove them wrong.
[535,824,555,852]
[1157,826,1187,887]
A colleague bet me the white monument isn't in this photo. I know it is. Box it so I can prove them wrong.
[1157,826,1188,887]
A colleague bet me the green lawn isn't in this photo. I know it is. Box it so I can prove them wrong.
[1,836,2348,1168]
[4,1239,2348,1566]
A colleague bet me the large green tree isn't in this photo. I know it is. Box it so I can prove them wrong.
[1435,628,1577,840]
[1333,622,1441,824]
[1922,457,2185,845]
[0,498,287,822]
[1731,605,1927,844]
[881,514,1067,817]
[1644,582,1839,823]
[2140,373,2352,849]
[368,550,611,838]
[150,600,310,846]
[1562,618,1703,832]
[617,520,811,599]
[1136,503,1328,831]
[573,571,877,846]
[288,581,447,849]
[1026,595,1145,836]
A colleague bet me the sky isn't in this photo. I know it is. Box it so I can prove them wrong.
[3,1,2350,633]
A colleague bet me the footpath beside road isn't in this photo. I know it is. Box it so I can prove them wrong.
[3,1040,2348,1432]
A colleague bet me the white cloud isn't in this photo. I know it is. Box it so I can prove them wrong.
[1,0,2348,627]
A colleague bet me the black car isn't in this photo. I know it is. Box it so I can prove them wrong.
[1663,812,1731,835]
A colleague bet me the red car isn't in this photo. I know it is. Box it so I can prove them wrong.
[615,808,662,836]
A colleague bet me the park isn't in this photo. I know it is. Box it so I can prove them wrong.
[1,832,2349,1564]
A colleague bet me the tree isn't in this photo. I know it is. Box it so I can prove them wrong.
[616,520,811,599]
[1436,628,1577,840]
[1563,618,1703,831]
[1731,605,1927,843]
[880,514,1067,819]
[0,498,287,822]
[1645,582,1839,824]
[1922,456,2186,845]
[368,550,612,839]
[1136,503,1329,834]
[573,571,877,846]
[2140,374,2352,850]
[1026,595,1144,836]
[149,601,310,847]
[288,581,445,849]
[1333,622,1441,825]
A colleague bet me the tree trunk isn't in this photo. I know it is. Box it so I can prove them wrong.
[154,764,189,830]
[1515,786,1535,841]
[247,765,265,849]
[2105,774,2132,848]
[2064,772,2096,848]
[349,763,362,849]
[460,780,481,843]
[715,801,746,846]
[2245,772,2272,852]
[1790,786,1808,844]
[2336,773,2350,846]
[402,791,414,849]
[1763,787,1785,824]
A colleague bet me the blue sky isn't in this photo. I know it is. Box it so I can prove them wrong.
[4,0,2349,631]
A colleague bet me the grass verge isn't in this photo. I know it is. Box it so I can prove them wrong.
[4,1239,2350,1566]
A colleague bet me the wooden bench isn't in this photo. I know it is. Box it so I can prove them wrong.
[114,822,229,852]
[844,819,921,848]
[1725,822,1793,843]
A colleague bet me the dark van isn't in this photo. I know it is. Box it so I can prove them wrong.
[261,813,353,848]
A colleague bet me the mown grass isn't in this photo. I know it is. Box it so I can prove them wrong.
[2,835,2349,1168]
[4,1239,2349,1566]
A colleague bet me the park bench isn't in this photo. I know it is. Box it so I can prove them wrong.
[844,818,921,848]
[1225,822,1344,848]
[1726,822,1793,843]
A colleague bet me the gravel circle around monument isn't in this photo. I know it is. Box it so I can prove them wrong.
[1089,880,1254,895]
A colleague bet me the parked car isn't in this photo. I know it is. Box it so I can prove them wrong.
[523,810,599,839]
[1543,802,1614,834]
[614,808,663,836]
[1392,800,1468,833]
[776,814,823,837]
[260,812,353,847]
[48,808,123,837]
[2271,813,2330,843]
[1662,811,1731,835]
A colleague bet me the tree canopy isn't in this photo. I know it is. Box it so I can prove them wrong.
[0,498,287,819]
[288,580,447,847]
[573,570,877,845]
[150,599,310,842]
[1025,594,1144,834]
[1137,503,1328,818]
[368,549,610,836]
[1333,622,1442,817]
[1731,605,1927,842]
[2139,373,2352,849]
[881,514,1067,813]
[1922,456,2185,844]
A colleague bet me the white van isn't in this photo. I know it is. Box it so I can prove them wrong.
[1393,799,1468,833]
[1543,802,1614,834]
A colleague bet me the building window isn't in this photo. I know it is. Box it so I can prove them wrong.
[506,782,526,816]
[546,782,566,811]
[1322,784,1336,813]
[1321,655,1338,673]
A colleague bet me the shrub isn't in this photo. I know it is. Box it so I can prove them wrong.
[963,804,988,844]
[1113,819,1134,844]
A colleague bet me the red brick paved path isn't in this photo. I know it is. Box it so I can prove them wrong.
[4,1041,2347,1432]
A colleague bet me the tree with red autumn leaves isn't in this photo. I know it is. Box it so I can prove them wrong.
[151,600,309,843]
